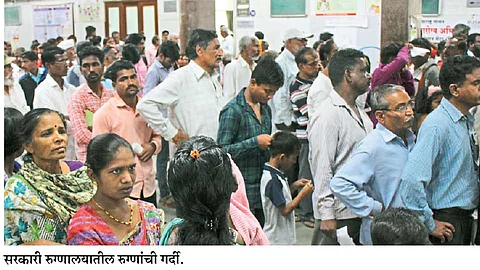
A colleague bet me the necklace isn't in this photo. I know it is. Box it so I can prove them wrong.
[92,198,133,225]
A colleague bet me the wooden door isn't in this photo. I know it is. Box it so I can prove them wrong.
[105,0,158,41]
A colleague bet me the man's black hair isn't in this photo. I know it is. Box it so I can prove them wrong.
[157,40,180,60]
[440,55,480,99]
[185,29,217,60]
[328,48,365,87]
[78,46,105,65]
[251,56,284,88]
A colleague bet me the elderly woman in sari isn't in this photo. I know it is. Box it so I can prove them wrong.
[4,108,95,245]
[67,133,165,245]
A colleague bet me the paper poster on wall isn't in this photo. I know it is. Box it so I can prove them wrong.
[365,0,380,14]
[78,1,101,22]
[316,0,358,16]
[237,20,254,29]
[33,4,73,42]
[325,16,368,28]
[421,17,480,43]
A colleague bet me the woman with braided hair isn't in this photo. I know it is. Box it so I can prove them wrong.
[160,135,243,245]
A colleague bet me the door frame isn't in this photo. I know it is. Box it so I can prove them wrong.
[105,0,158,39]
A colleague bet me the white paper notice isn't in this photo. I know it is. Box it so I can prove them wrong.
[325,16,368,28]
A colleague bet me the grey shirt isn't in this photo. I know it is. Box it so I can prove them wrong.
[308,89,373,221]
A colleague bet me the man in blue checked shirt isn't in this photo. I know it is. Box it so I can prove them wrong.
[400,55,480,245]
[330,84,415,245]
[217,57,284,227]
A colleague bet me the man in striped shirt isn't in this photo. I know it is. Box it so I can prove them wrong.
[289,47,321,227]
[308,49,372,245]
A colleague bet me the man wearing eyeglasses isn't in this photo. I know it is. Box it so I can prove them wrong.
[289,47,321,228]
[400,55,480,245]
[329,84,415,245]
[33,46,78,160]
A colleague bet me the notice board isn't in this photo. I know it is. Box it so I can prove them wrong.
[422,0,440,16]
[271,0,306,17]
[33,3,74,42]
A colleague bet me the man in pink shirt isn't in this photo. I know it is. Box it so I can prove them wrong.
[93,60,162,206]
[145,35,161,67]
[68,46,115,163]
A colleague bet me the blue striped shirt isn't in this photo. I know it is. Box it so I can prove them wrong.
[400,98,479,232]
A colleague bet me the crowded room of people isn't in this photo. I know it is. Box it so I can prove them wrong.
[3,1,480,260]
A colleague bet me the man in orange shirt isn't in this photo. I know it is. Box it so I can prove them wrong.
[93,60,162,206]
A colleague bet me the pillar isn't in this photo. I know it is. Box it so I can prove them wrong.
[179,0,216,53]
[381,0,422,47]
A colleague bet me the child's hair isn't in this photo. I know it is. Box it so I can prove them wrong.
[269,131,301,158]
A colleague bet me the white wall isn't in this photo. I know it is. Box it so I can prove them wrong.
[4,0,181,50]
[231,0,381,68]
[439,0,480,16]
[158,0,180,37]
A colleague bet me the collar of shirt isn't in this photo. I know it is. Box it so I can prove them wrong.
[189,60,218,80]
[238,55,257,70]
[29,67,46,81]
[376,123,415,147]
[79,82,107,97]
[43,73,67,90]
[330,89,369,130]
[236,87,269,114]
[113,93,140,113]
[153,58,172,72]
[294,74,314,85]
[237,55,249,68]
[264,163,287,180]
[281,49,295,62]
[412,63,426,80]
[330,88,349,107]
[440,97,474,124]
[238,55,249,68]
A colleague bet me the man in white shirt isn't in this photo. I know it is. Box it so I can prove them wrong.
[220,25,234,59]
[33,46,77,160]
[223,36,259,101]
[4,54,30,115]
[272,28,313,132]
[12,47,26,83]
[137,29,225,145]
